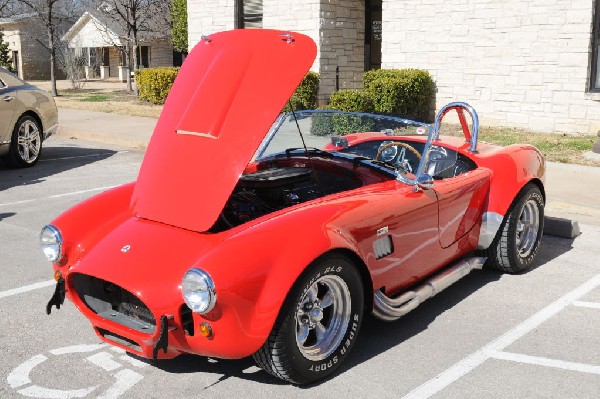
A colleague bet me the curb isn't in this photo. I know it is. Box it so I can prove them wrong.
[543,216,581,239]
[56,126,149,150]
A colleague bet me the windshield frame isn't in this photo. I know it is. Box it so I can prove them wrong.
[255,110,433,184]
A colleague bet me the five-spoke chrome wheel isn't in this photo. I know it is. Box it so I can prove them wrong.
[17,119,41,164]
[516,198,540,258]
[295,275,351,361]
[7,115,43,168]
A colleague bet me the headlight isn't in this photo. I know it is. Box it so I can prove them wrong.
[40,225,63,262]
[181,268,216,314]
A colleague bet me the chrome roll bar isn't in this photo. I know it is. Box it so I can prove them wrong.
[433,102,480,153]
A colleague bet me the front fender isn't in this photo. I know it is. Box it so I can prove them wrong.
[193,205,363,358]
[50,183,135,266]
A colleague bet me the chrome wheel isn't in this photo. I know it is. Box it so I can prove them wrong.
[17,119,41,164]
[516,198,540,258]
[295,275,351,361]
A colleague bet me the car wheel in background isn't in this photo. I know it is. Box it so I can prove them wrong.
[7,115,42,168]
[253,253,364,384]
[487,183,545,274]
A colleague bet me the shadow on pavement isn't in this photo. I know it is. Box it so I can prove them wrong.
[0,146,117,192]
[139,233,578,387]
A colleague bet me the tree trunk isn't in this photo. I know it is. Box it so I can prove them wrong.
[47,9,57,97]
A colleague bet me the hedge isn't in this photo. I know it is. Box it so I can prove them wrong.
[329,89,374,113]
[328,69,435,121]
[283,71,320,111]
[135,67,180,104]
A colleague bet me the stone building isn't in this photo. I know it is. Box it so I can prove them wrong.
[0,13,67,81]
[62,12,174,82]
[187,0,600,134]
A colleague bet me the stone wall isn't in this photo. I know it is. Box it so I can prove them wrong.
[187,0,366,104]
[263,0,321,73]
[382,0,600,134]
[318,0,365,103]
[149,39,174,68]
[188,0,236,47]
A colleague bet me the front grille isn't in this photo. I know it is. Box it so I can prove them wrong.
[72,273,156,333]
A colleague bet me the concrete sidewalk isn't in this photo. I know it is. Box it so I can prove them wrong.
[54,107,599,228]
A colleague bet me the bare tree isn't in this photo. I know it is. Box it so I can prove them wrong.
[95,0,169,93]
[16,0,81,96]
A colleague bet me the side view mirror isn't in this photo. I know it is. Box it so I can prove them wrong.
[416,174,434,190]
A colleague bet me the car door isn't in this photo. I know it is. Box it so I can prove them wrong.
[433,168,491,249]
[0,76,17,144]
[348,180,442,295]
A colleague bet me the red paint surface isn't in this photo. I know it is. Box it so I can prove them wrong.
[132,29,317,232]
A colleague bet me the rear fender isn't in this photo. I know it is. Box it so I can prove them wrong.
[475,145,545,249]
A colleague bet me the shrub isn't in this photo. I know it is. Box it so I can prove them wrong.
[283,71,320,111]
[363,69,434,120]
[329,90,374,113]
[135,67,180,104]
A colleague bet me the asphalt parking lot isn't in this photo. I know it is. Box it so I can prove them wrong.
[1,136,599,398]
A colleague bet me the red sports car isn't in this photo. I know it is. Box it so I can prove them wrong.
[41,29,545,384]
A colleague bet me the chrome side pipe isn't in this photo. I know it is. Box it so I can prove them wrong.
[373,257,486,321]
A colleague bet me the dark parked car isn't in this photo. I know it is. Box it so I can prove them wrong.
[0,67,58,167]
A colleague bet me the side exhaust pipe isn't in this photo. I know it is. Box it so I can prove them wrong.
[373,257,486,321]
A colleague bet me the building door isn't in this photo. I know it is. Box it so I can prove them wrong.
[365,0,382,70]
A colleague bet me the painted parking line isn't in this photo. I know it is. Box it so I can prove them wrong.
[402,273,600,399]
[0,185,118,208]
[489,351,600,375]
[572,300,600,309]
[0,280,55,300]
[8,344,145,399]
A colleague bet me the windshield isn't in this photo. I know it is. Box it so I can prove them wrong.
[256,110,429,160]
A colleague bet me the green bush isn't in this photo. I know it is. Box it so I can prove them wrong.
[329,90,374,113]
[283,71,320,111]
[363,69,434,120]
[135,67,180,104]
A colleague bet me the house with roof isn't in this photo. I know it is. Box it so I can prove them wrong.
[187,0,600,134]
[62,11,174,82]
[0,12,67,80]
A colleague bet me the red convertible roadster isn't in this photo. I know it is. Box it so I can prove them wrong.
[41,29,545,384]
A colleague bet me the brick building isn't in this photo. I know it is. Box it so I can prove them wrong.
[187,0,600,134]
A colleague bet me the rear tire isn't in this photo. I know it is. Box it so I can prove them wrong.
[253,254,364,384]
[7,115,43,168]
[487,184,544,273]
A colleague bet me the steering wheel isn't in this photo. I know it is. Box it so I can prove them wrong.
[375,141,422,173]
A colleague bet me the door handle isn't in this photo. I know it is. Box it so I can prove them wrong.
[2,96,14,102]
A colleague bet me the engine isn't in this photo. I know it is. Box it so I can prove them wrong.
[218,167,321,228]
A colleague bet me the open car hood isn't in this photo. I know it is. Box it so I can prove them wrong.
[131,29,317,232]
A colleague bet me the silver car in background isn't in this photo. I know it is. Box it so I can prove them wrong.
[0,67,58,167]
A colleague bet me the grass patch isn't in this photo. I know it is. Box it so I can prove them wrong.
[441,124,599,166]
[79,94,110,102]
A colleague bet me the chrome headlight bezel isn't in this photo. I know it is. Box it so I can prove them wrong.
[40,225,63,263]
[181,268,216,314]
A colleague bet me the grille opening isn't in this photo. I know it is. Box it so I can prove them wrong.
[98,328,142,352]
[72,274,156,332]
[180,304,195,336]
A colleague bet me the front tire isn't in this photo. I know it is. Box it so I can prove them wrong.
[7,115,43,168]
[253,254,364,384]
[487,184,544,273]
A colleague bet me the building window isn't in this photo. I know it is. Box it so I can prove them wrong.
[236,0,263,29]
[591,0,600,91]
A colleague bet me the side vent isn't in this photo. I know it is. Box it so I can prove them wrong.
[374,236,394,259]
